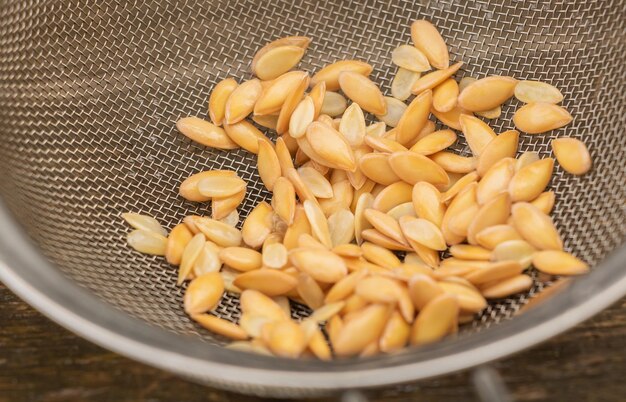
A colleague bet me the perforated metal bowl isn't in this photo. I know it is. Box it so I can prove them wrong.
[0,0,625,397]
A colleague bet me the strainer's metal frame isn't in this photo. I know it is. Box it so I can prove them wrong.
[1,202,625,397]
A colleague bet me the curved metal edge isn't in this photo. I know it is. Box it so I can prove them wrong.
[1,200,625,395]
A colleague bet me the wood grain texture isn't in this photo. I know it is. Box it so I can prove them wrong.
[1,283,625,402]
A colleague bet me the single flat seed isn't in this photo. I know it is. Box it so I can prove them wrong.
[242,202,274,249]
[166,223,193,265]
[411,294,458,345]
[296,273,326,309]
[387,202,417,220]
[240,289,289,321]
[224,79,263,124]
[391,44,430,72]
[209,78,238,126]
[551,138,592,175]
[411,62,463,95]
[431,104,471,131]
[251,36,311,71]
[234,269,297,296]
[218,209,240,227]
[465,261,524,285]
[533,251,589,276]
[432,78,459,113]
[191,314,248,340]
[366,121,387,137]
[309,81,326,118]
[492,239,536,269]
[268,320,307,358]
[254,71,308,115]
[399,216,447,251]
[376,97,407,128]
[359,153,401,186]
[467,192,511,245]
[328,209,355,247]
[511,202,563,251]
[252,114,279,130]
[396,90,432,145]
[449,244,492,261]
[263,242,289,269]
[194,217,243,247]
[289,96,315,138]
[430,152,478,174]
[127,229,167,256]
[481,274,533,299]
[176,116,238,149]
[379,311,411,353]
[183,272,224,314]
[372,181,414,212]
[197,176,246,198]
[320,91,348,117]
[441,171,479,203]
[311,60,373,91]
[364,136,407,153]
[509,158,554,202]
[457,76,518,112]
[303,199,333,248]
[338,71,386,115]
[212,189,245,220]
[332,243,363,259]
[271,177,296,225]
[514,80,564,104]
[476,106,502,119]
[334,304,390,357]
[290,247,347,283]
[476,157,515,205]
[408,274,443,310]
[475,225,522,250]
[325,270,368,303]
[253,45,305,81]
[193,242,222,276]
[355,275,401,303]
[354,192,374,245]
[441,182,477,245]
[361,241,402,268]
[122,212,167,236]
[297,167,333,198]
[389,151,450,186]
[219,247,263,272]
[476,130,519,177]
[410,129,457,155]
[392,68,421,101]
[513,102,573,134]
[223,120,272,154]
[361,229,413,251]
[411,19,449,69]
[437,281,487,313]
[276,74,310,134]
[459,115,497,157]
[364,208,407,245]
[340,103,366,147]
[177,233,206,283]
[306,122,356,171]
[531,191,556,215]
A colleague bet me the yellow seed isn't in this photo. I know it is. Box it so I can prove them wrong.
[392,67,421,101]
[179,170,237,202]
[309,81,326,119]
[408,274,443,310]
[254,71,308,115]
[449,244,492,261]
[325,270,368,304]
[177,233,206,283]
[533,251,589,276]
[191,314,248,340]
[441,171,479,203]
[165,223,193,265]
[290,247,347,283]
[234,269,297,296]
[197,176,246,199]
[509,158,554,202]
[513,102,573,134]
[431,264,477,279]
[476,157,515,205]
[364,209,407,245]
[481,274,533,299]
[253,45,305,81]
[430,151,478,174]
[251,36,310,70]
[311,60,373,91]
[476,106,501,119]
[334,304,390,357]
[410,129,457,155]
[340,103,366,147]
[275,136,295,171]
[276,74,310,135]
[515,152,539,172]
[514,80,563,104]
[289,96,315,138]
[441,182,477,245]
[218,209,239,228]
[212,189,245,220]
[223,120,272,154]
[302,199,333,248]
[391,44,430,72]
[404,252,428,267]
[459,77,477,92]
[446,203,480,237]
[437,281,487,313]
[239,313,273,338]
[283,205,311,250]
[361,229,412,251]
[306,122,356,171]
[194,217,242,247]
[296,167,332,199]
[176,116,238,150]
[224,79,262,124]
[252,114,279,130]
[376,97,407,128]
[241,202,273,249]
[465,261,524,286]
[359,153,401,186]
[431,104,471,131]
[331,244,362,259]
[122,212,167,236]
[306,328,332,360]
[387,202,417,220]
[396,90,432,145]
[361,242,402,268]
[328,209,355,247]
[389,151,449,186]
[219,247,263,272]
[347,147,370,190]
[298,233,327,250]
[477,130,519,176]
[338,71,386,115]
[410,19,450,69]
[411,294,458,345]
[411,62,463,94]
[475,225,522,250]
[364,136,407,154]
[379,311,410,353]
[458,76,518,112]
[399,216,447,251]
[388,263,432,281]
[183,272,224,314]
[467,192,511,245]
[240,289,289,322]
[271,177,296,225]
[208,78,238,126]
[285,167,318,203]
[355,275,401,304]
[459,115,497,157]
[372,181,414,212]
[354,192,374,245]
[432,78,459,113]
[294,273,325,309]
[220,267,243,293]
[531,191,556,215]
[492,239,536,269]
[319,91,348,117]
[551,138,592,175]
[268,320,307,358]
[366,121,387,137]
[512,202,564,251]
[262,242,289,269]
[127,229,167,256]
[193,242,222,276]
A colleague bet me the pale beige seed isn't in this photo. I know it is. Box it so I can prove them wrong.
[392,44,430,72]
[531,191,556,215]
[240,289,289,321]
[441,171,479,203]
[389,151,450,186]
[379,311,410,353]
[492,239,536,269]
[359,153,401,185]
[306,122,356,171]
[387,202,417,220]
[361,229,412,251]
[404,252,427,267]
[476,157,515,205]
[364,136,407,153]
[514,80,564,104]
[458,76,518,112]
[465,261,524,286]
[551,138,592,175]
[276,74,310,135]
[219,247,263,272]
[430,152,478,174]
[325,270,368,303]
[316,113,335,127]
[366,121,387,138]
[459,114,497,157]
[411,62,463,94]
[241,202,274,249]
[218,209,240,227]
[267,320,307,358]
[476,130,519,177]
[309,81,326,119]
[294,273,325,309]
[475,225,522,250]
[396,90,432,145]
[234,269,297,296]
[176,116,238,150]
[212,189,245,220]
[165,223,193,265]
[361,242,402,268]
[320,91,348,117]
[183,215,201,234]
[223,120,272,154]
[410,129,457,155]
[449,244,492,261]
[476,106,502,119]
[515,151,540,172]
[122,212,167,237]
[372,181,414,212]
[354,192,374,245]
[289,96,315,138]
[197,176,246,199]
[437,281,487,313]
[290,247,347,283]
[392,68,421,101]
[224,79,262,124]
[303,199,333,248]
[338,71,386,115]
[446,203,480,237]
[191,314,248,340]
[184,272,224,314]
[311,60,373,91]
[481,274,533,299]
[297,167,333,199]
[271,177,296,225]
[251,36,311,71]
[193,242,222,276]
[274,136,295,172]
[340,103,366,147]
[408,274,443,310]
[467,192,511,245]
[127,229,167,256]
[209,78,238,126]
[262,242,289,269]
[328,209,355,247]
[509,158,554,202]
[220,267,243,293]
[253,45,305,81]
[177,233,205,283]
[513,102,573,134]
[432,78,459,113]
[355,275,401,303]
[364,209,407,245]
[399,216,447,251]
[533,251,589,276]
[441,182,477,245]
[411,19,449,69]
[431,104,471,131]
[411,294,458,345]
[334,304,390,357]
[252,114,279,130]
[376,97,407,128]
[194,217,242,247]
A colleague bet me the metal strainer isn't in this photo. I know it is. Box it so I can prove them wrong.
[0,0,625,397]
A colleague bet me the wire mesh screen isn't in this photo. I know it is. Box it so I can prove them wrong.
[0,0,624,350]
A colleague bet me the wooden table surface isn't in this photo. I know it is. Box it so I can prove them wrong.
[1,283,625,402]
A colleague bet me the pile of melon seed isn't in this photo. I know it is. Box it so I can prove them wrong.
[123,19,592,359]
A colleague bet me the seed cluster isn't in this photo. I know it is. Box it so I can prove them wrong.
[123,19,592,359]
